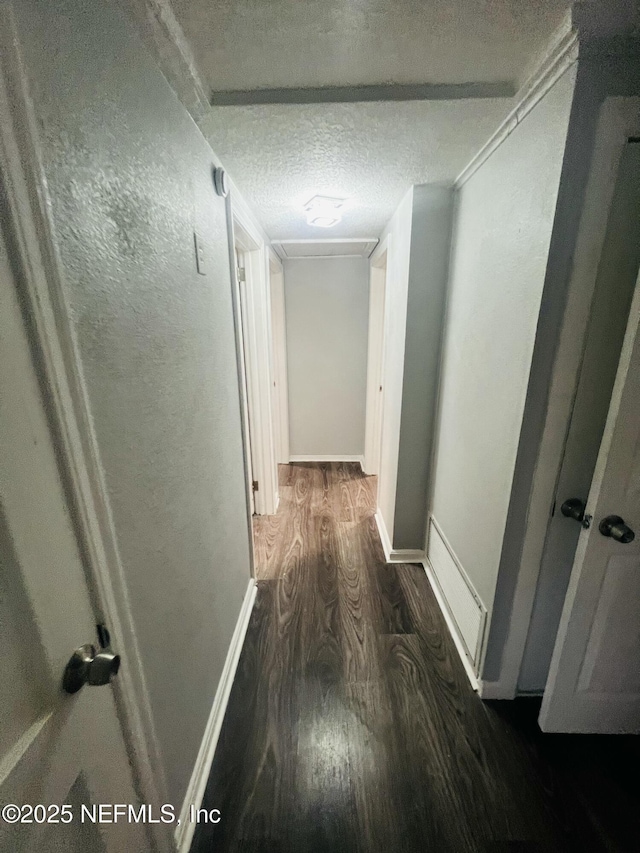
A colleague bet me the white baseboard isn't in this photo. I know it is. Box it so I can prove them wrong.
[389,548,426,563]
[289,454,365,466]
[175,579,257,853]
[421,559,480,693]
[374,509,425,563]
[374,509,393,560]
[478,679,518,700]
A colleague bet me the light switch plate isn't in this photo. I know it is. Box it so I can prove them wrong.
[194,231,206,275]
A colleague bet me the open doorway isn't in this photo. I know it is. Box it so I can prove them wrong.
[229,204,280,584]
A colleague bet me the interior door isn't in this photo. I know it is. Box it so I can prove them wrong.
[519,142,640,692]
[540,268,640,733]
[0,230,150,851]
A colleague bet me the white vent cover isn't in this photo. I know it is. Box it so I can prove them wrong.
[272,238,378,260]
[426,517,487,668]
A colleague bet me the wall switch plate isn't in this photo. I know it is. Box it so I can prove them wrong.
[194,231,206,275]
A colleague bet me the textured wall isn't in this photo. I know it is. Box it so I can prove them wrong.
[14,0,252,805]
[393,186,454,550]
[284,257,369,457]
[429,67,577,609]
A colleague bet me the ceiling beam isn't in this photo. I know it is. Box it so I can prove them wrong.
[210,81,516,107]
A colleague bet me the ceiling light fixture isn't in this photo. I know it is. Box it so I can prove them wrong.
[303,194,348,228]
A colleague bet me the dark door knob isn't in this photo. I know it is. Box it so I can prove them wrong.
[599,515,635,544]
[561,498,586,522]
[62,643,121,694]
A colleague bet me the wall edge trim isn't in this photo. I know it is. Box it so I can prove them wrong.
[477,679,516,700]
[175,579,257,853]
[119,0,210,122]
[289,455,365,465]
[455,22,578,188]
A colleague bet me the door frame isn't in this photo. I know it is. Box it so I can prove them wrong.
[0,9,172,850]
[485,96,640,700]
[363,235,390,476]
[234,241,258,517]
[268,249,290,467]
[229,200,278,517]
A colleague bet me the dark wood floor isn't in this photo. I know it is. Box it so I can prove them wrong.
[192,462,640,853]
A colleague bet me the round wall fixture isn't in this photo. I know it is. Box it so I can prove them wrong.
[213,166,229,198]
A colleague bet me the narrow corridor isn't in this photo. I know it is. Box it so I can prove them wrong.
[193,463,639,852]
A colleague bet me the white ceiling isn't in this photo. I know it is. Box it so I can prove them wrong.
[171,0,570,92]
[200,99,514,238]
[170,0,572,239]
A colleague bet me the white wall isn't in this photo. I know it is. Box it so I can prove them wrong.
[13,0,253,807]
[393,185,453,550]
[430,65,577,611]
[285,257,369,457]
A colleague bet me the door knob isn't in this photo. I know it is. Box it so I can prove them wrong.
[561,498,591,528]
[599,515,635,544]
[62,643,121,694]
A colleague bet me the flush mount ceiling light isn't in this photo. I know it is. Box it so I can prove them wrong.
[303,195,348,228]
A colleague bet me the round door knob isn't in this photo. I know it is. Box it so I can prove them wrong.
[561,498,586,522]
[599,515,635,544]
[62,643,121,694]
[560,498,591,528]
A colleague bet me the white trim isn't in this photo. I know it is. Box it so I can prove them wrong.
[277,253,376,260]
[0,10,172,851]
[477,680,512,700]
[390,549,426,563]
[374,508,424,563]
[363,235,390,477]
[455,15,578,188]
[375,509,393,561]
[119,0,209,122]
[493,98,640,698]
[268,251,290,464]
[289,454,364,465]
[232,204,279,516]
[175,580,257,853]
[272,238,379,261]
[421,559,479,692]
[425,516,487,666]
[274,238,379,245]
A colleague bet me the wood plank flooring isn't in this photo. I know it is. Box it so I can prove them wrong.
[192,462,640,853]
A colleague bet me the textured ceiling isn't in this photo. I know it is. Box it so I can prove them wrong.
[171,0,570,92]
[170,0,572,239]
[200,99,513,239]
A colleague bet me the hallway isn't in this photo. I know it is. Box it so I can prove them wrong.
[192,463,638,853]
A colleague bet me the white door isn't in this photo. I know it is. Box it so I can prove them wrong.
[0,231,150,851]
[540,269,640,733]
